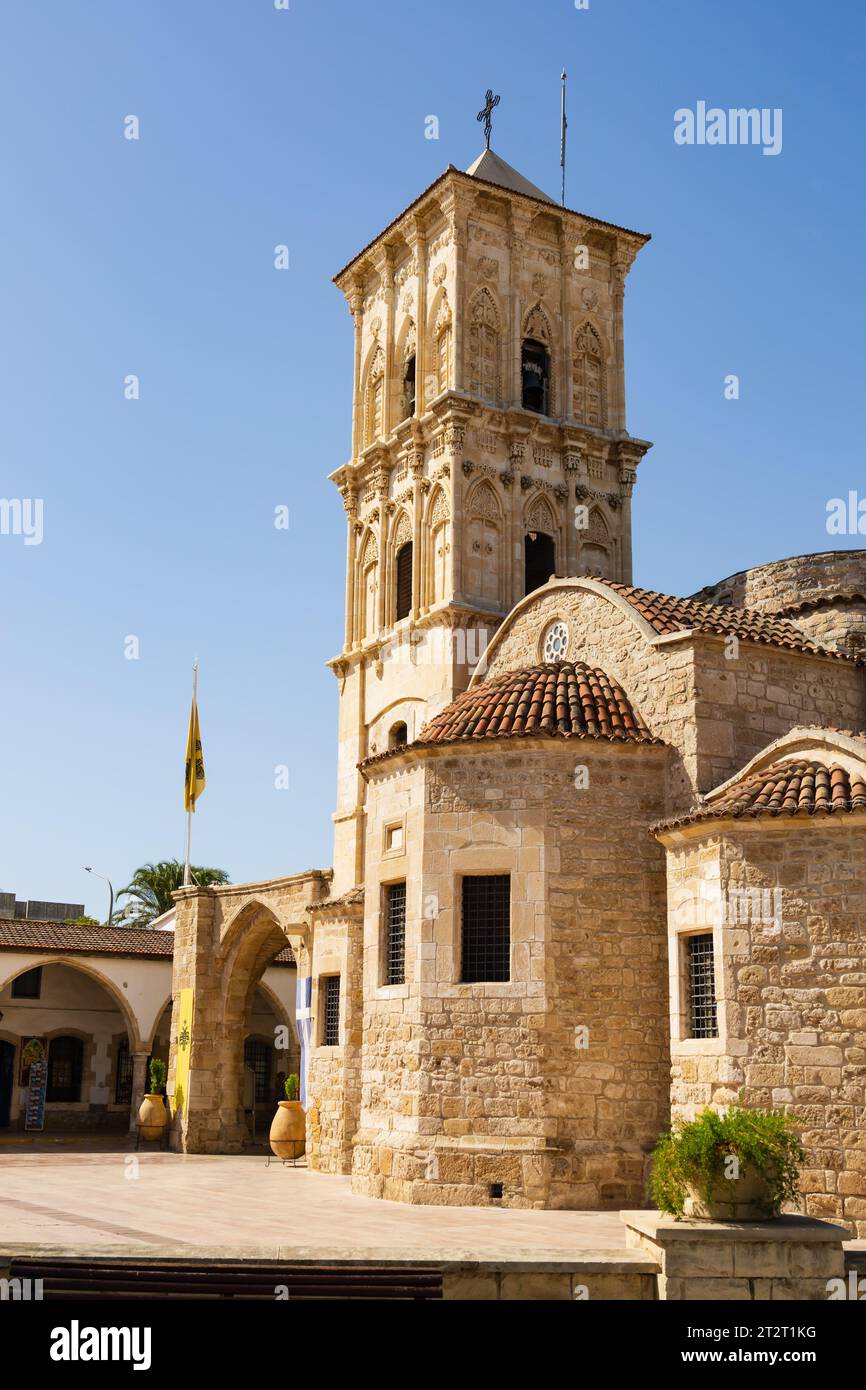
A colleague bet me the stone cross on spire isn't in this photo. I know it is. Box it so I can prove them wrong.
[476,89,501,150]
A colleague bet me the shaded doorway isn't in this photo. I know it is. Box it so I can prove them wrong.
[0,1040,14,1128]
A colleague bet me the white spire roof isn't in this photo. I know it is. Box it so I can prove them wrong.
[465,148,554,204]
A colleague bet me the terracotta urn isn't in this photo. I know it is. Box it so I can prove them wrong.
[269,1100,306,1160]
[684,1165,777,1221]
[138,1093,168,1141]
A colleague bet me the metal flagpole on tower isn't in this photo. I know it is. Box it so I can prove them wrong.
[183,660,198,887]
[560,69,568,208]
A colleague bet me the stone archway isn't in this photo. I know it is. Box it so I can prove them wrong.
[168,872,325,1155]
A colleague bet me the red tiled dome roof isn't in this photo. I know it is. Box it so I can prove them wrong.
[655,758,866,832]
[415,662,661,748]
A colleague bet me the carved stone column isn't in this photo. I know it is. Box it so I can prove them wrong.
[408,219,428,418]
[508,208,532,407]
[618,465,637,584]
[563,447,583,577]
[611,258,628,433]
[342,485,358,648]
[349,283,364,460]
[559,221,574,421]
[451,200,471,393]
[508,438,527,607]
[377,248,396,437]
[410,448,424,617]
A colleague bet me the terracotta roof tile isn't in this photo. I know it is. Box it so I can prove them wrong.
[601,581,849,660]
[654,759,866,832]
[362,663,663,767]
[0,920,175,958]
[0,919,295,965]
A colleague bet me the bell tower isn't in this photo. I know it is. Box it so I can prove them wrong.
[328,139,652,893]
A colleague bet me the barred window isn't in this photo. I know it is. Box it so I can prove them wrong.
[114,1038,134,1106]
[244,1038,272,1103]
[47,1035,83,1102]
[687,934,718,1039]
[395,542,413,621]
[461,875,510,983]
[323,976,340,1047]
[385,882,406,985]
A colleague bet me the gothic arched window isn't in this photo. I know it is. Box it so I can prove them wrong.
[395,542,413,621]
[427,488,450,606]
[522,305,553,416]
[573,323,605,428]
[524,495,558,595]
[580,508,612,578]
[359,531,378,640]
[469,290,500,403]
[364,347,385,447]
[433,296,452,396]
[466,481,502,606]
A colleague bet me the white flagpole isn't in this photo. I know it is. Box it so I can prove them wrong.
[183,661,198,888]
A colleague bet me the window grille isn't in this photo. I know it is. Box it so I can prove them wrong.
[396,542,413,620]
[47,1036,84,1102]
[114,1039,134,1105]
[244,1038,272,1103]
[687,934,718,1039]
[386,882,406,985]
[323,976,340,1047]
[461,875,510,983]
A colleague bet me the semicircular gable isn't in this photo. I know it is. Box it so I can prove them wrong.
[469,577,661,688]
[704,727,866,803]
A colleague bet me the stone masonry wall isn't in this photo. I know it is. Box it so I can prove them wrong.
[665,821,866,1237]
[354,740,670,1208]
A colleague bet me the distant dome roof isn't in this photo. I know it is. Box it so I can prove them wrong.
[417,662,660,748]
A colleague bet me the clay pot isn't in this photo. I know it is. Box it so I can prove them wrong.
[138,1093,168,1141]
[684,1165,777,1220]
[269,1100,306,1160]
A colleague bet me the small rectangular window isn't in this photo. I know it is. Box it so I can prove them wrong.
[12,967,42,999]
[461,875,510,983]
[687,934,718,1039]
[322,976,340,1047]
[385,882,407,986]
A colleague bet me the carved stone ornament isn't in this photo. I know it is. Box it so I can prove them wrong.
[499,470,514,488]
[477,255,498,282]
[532,273,548,297]
[370,316,382,339]
[432,263,447,287]
[581,286,600,313]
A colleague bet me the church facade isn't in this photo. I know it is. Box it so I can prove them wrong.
[168,149,866,1234]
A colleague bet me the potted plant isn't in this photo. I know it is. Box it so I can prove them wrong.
[269,1072,305,1160]
[138,1058,168,1141]
[650,1106,805,1220]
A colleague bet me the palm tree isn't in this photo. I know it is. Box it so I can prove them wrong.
[115,859,230,928]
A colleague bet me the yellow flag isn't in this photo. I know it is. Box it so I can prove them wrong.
[184,692,206,812]
[173,988,194,1117]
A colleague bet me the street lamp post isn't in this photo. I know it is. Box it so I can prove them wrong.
[83,866,114,926]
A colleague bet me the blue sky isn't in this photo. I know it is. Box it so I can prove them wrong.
[2,0,864,916]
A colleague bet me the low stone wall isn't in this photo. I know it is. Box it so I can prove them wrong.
[623,1211,846,1301]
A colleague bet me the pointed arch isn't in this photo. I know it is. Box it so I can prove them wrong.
[521,303,555,415]
[573,320,606,429]
[468,288,501,403]
[428,289,452,397]
[525,492,557,535]
[395,317,417,422]
[358,527,379,641]
[466,479,503,606]
[423,485,451,607]
[389,509,414,623]
[580,506,612,578]
[362,343,385,447]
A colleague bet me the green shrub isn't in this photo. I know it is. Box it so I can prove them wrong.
[148,1057,167,1095]
[284,1073,300,1102]
[650,1106,805,1218]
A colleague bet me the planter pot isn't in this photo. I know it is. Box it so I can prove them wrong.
[138,1093,168,1141]
[684,1165,778,1220]
[269,1100,306,1160]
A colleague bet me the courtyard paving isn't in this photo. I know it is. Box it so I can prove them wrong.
[0,1149,627,1257]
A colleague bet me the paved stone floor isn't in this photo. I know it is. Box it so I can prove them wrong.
[0,1150,627,1256]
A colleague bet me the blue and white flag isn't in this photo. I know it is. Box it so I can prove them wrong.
[295,975,313,1108]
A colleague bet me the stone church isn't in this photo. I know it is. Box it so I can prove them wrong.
[168,144,866,1234]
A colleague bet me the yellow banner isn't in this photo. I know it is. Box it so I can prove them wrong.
[173,988,194,1117]
[184,694,206,812]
